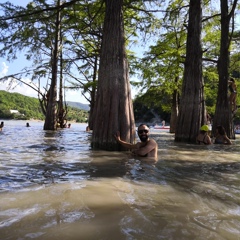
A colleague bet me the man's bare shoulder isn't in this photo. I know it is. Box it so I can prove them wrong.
[149,138,157,145]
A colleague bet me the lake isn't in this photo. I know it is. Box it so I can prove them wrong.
[0,120,240,240]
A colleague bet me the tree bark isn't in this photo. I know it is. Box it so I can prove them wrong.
[213,0,236,139]
[88,55,98,131]
[91,0,135,150]
[58,45,67,128]
[43,0,61,130]
[175,0,204,142]
[169,83,179,133]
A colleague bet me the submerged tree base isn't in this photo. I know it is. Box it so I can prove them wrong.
[91,142,126,151]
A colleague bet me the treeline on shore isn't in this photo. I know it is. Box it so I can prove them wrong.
[0,90,88,122]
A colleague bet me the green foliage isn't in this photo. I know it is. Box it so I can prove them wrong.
[132,4,187,114]
[0,90,44,120]
[202,67,219,116]
[66,107,88,123]
[0,90,88,122]
[133,87,171,123]
[131,0,240,128]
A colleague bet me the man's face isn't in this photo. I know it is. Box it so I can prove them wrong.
[137,125,149,142]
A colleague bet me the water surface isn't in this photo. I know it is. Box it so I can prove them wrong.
[0,120,240,240]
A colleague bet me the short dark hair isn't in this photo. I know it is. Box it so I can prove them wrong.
[138,124,149,130]
[216,125,226,135]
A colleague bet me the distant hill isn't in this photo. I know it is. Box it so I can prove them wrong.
[0,90,89,122]
[66,101,90,111]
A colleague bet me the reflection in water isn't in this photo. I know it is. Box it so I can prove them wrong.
[0,120,240,239]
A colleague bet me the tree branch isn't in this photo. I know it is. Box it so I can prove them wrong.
[0,0,80,21]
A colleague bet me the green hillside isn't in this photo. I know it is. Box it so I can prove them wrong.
[67,101,89,111]
[0,90,88,122]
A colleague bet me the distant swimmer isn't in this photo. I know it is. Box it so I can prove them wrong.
[196,125,212,145]
[214,125,232,145]
[0,121,4,131]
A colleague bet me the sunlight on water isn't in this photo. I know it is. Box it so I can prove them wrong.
[0,120,240,239]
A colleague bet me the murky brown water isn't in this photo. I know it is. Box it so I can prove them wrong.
[0,120,240,240]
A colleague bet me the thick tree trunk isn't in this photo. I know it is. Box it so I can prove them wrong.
[58,48,67,128]
[88,98,95,130]
[43,0,60,130]
[175,0,204,142]
[169,88,178,133]
[91,0,135,150]
[88,55,98,130]
[213,0,234,139]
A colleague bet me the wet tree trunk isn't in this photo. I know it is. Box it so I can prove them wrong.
[212,0,236,139]
[88,55,98,131]
[91,0,135,150]
[58,47,67,128]
[43,0,61,130]
[175,0,204,142]
[169,82,179,133]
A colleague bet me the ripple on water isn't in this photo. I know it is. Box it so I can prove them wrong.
[1,121,240,239]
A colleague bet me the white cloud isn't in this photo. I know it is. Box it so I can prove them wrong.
[0,62,40,98]
[0,62,9,77]
[65,89,88,103]
[0,78,39,98]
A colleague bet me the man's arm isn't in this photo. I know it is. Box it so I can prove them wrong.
[114,131,138,149]
[132,139,157,156]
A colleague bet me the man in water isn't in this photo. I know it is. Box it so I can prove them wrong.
[114,124,158,159]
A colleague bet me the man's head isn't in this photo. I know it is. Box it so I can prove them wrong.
[137,124,150,142]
